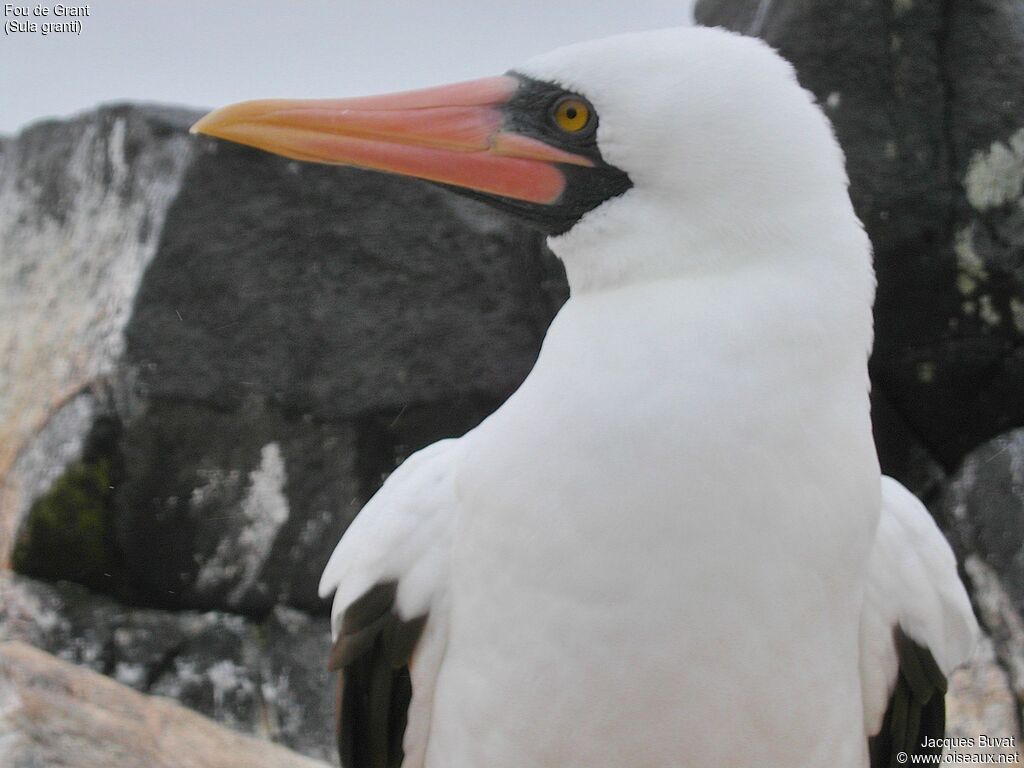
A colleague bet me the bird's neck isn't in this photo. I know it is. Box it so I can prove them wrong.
[547,191,872,299]
[546,258,874,373]
[539,196,876,400]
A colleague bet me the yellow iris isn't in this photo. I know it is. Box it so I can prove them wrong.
[553,98,591,133]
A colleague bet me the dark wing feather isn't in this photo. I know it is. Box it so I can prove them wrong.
[328,581,428,768]
[869,628,947,768]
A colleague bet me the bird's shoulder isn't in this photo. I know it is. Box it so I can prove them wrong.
[318,438,460,768]
[860,476,979,765]
[319,437,460,624]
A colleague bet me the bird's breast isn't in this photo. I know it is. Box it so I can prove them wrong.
[433,278,879,767]
[456,277,879,570]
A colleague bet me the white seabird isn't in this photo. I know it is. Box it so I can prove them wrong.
[193,26,979,768]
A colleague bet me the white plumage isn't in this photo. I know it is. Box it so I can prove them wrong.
[859,478,978,734]
[318,26,978,768]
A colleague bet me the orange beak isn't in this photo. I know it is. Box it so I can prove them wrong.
[190,75,593,205]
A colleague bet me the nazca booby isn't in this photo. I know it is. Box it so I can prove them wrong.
[193,26,979,768]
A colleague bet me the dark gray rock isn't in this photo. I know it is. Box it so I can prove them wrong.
[959,556,1024,723]
[0,572,338,763]
[0,104,194,573]
[260,607,338,764]
[1,103,564,615]
[146,612,263,735]
[941,428,1024,717]
[115,400,360,614]
[0,570,186,681]
[696,0,1024,478]
[0,640,331,768]
[942,429,1024,615]
[126,136,559,420]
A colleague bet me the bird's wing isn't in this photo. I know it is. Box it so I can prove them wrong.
[860,476,979,766]
[318,438,458,768]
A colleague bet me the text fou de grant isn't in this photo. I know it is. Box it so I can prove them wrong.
[3,4,91,17]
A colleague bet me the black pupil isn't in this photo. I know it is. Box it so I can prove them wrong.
[566,107,577,120]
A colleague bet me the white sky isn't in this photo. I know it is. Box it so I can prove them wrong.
[2,1,694,135]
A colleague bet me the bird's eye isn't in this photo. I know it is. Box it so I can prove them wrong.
[552,97,592,134]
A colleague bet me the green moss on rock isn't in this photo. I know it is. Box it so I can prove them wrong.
[13,419,123,588]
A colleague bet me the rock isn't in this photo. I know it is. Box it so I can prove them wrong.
[870,388,947,498]
[0,640,331,768]
[961,557,1024,721]
[114,404,360,613]
[943,429,1024,617]
[940,429,1024,723]
[0,103,564,614]
[260,607,338,764]
[0,569,191,680]
[695,0,1024,479]
[0,105,193,572]
[145,611,265,735]
[946,633,1022,760]
[0,572,338,764]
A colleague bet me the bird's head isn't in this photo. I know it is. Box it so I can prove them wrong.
[193,26,866,293]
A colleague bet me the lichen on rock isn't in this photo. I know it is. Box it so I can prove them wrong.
[964,128,1024,213]
[11,416,123,593]
[12,457,115,579]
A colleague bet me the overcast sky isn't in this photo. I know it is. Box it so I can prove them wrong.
[2,1,694,135]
